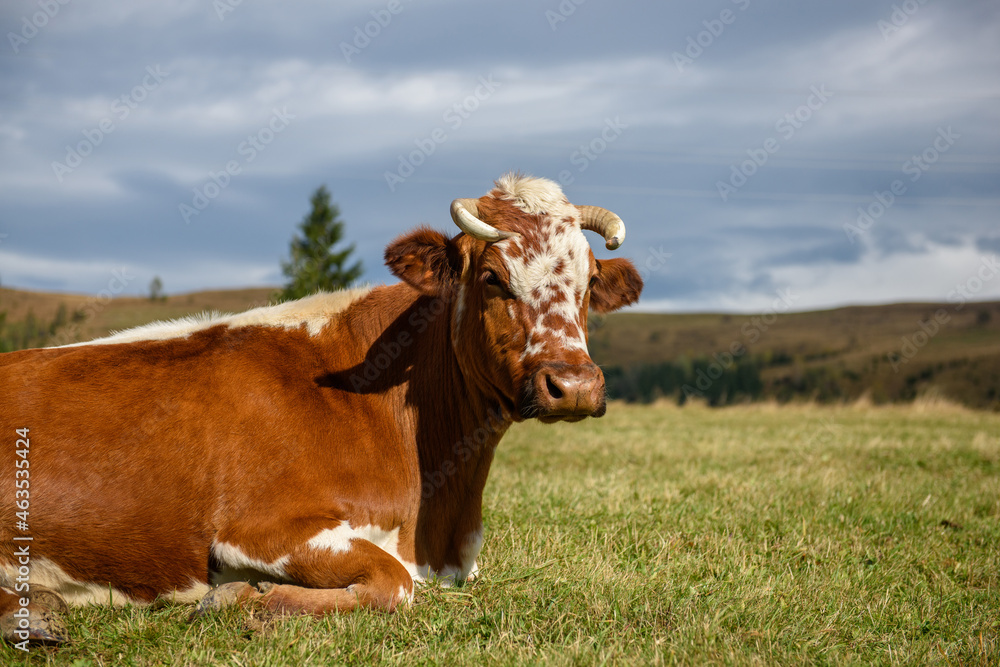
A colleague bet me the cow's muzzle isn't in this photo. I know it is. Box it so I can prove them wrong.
[522,362,607,423]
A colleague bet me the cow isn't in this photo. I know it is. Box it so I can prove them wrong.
[0,173,642,644]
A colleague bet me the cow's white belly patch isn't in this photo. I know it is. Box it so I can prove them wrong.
[210,541,291,587]
[0,556,210,607]
[0,525,484,608]
[306,522,480,586]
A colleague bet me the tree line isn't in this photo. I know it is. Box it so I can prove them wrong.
[603,356,765,406]
[0,304,86,352]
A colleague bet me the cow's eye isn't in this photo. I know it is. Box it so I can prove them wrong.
[483,270,511,297]
[589,275,598,289]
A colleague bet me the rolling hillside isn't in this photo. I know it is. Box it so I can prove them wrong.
[0,286,276,348]
[2,286,998,409]
[588,301,1000,409]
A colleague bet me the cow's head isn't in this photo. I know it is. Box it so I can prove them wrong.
[385,173,643,422]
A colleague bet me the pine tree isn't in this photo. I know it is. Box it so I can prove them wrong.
[278,186,363,301]
[149,276,165,301]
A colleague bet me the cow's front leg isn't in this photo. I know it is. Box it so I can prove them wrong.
[195,538,413,617]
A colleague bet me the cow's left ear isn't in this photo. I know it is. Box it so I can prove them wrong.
[384,227,460,296]
[590,257,644,313]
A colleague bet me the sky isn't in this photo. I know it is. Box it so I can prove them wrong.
[1,0,998,313]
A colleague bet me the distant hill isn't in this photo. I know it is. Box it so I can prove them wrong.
[0,286,275,349]
[2,286,998,410]
[587,301,1000,410]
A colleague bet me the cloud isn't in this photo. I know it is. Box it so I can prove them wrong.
[0,0,997,312]
[765,238,1000,311]
[0,248,141,293]
[977,236,1000,254]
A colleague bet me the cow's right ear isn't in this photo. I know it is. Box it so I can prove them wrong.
[384,227,460,296]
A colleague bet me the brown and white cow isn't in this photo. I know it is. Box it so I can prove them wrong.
[0,173,642,643]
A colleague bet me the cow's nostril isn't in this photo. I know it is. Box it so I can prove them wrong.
[545,375,563,399]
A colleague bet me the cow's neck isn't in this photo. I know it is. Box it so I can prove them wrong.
[332,283,511,572]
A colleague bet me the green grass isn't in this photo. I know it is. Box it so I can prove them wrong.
[4,402,998,665]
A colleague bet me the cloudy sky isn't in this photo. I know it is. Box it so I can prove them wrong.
[1,0,998,312]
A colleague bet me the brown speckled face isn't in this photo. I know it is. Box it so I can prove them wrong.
[449,175,632,423]
[502,215,593,363]
[387,173,643,422]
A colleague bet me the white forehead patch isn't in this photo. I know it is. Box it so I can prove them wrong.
[494,172,574,216]
[489,173,592,358]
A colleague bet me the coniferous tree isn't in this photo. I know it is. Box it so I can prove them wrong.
[278,186,363,301]
[149,276,165,301]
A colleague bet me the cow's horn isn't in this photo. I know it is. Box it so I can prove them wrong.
[450,199,517,243]
[578,205,626,250]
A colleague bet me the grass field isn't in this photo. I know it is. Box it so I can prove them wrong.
[3,401,997,665]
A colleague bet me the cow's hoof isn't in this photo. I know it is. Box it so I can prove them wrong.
[189,582,259,620]
[0,604,70,646]
[28,586,69,615]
